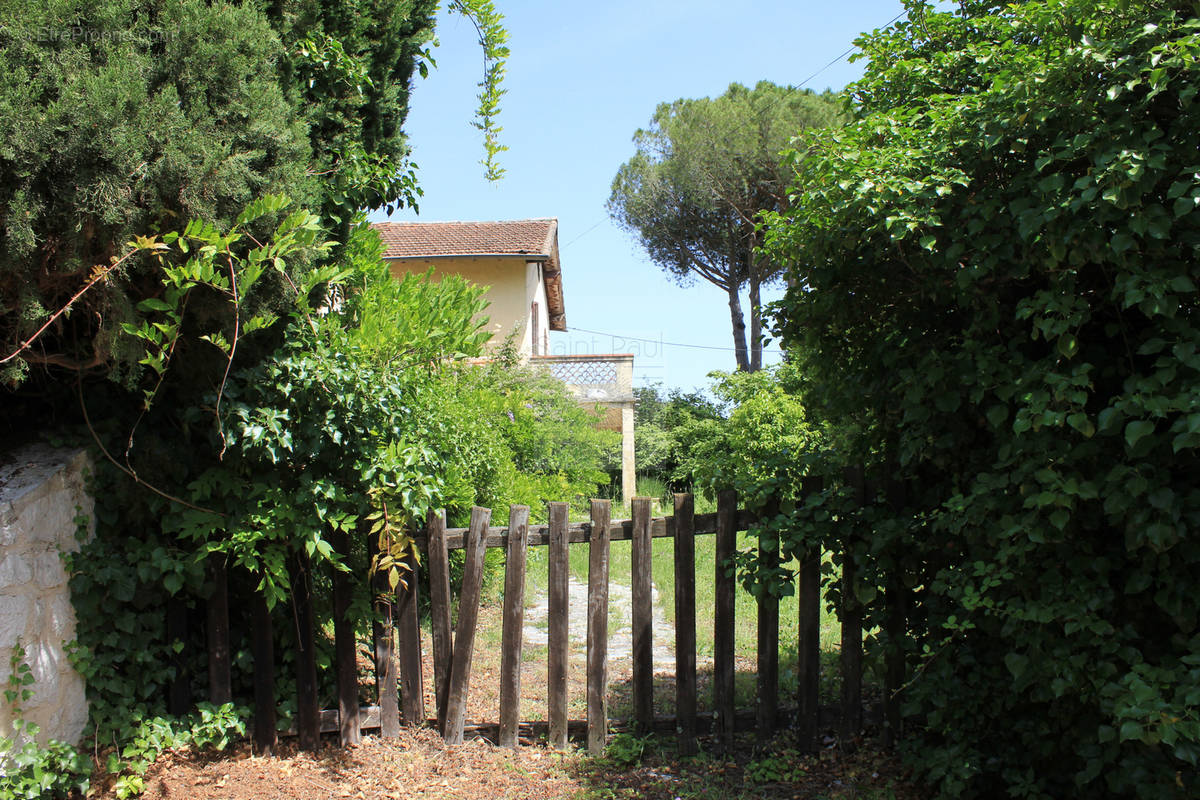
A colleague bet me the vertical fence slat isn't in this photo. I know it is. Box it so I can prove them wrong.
[797,554,820,750]
[797,476,823,752]
[333,528,360,745]
[547,502,570,749]
[587,499,612,755]
[673,493,698,756]
[756,500,780,743]
[444,506,491,745]
[713,489,737,752]
[499,505,530,748]
[369,531,400,739]
[397,547,425,726]
[206,555,232,706]
[166,598,190,716]
[292,551,320,752]
[426,509,452,734]
[251,586,276,755]
[840,467,867,751]
[884,577,906,748]
[630,497,654,733]
[883,474,907,748]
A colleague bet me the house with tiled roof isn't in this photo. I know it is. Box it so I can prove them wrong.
[371,218,637,501]
[374,218,565,357]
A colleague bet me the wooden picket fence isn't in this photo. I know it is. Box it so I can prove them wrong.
[186,475,906,756]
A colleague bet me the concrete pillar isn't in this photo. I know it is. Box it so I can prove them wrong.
[621,402,636,503]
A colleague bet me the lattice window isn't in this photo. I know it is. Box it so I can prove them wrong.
[545,360,618,386]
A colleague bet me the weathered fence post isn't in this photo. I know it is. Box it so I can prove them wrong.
[206,555,232,706]
[291,551,320,752]
[251,584,277,755]
[397,545,425,726]
[797,476,823,752]
[369,530,400,738]
[756,500,781,744]
[547,502,570,749]
[630,496,654,733]
[166,598,190,716]
[499,505,530,748]
[840,467,867,751]
[333,528,361,745]
[674,493,698,755]
[883,474,908,749]
[426,509,452,734]
[444,506,491,745]
[587,499,611,755]
[713,489,737,753]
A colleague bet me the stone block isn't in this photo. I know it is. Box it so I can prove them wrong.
[27,640,65,686]
[18,662,88,747]
[0,502,16,546]
[0,595,33,647]
[55,670,88,745]
[0,554,33,589]
[44,595,78,640]
[31,552,67,590]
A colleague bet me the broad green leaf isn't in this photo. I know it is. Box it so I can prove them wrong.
[1004,652,1029,680]
[1124,420,1155,448]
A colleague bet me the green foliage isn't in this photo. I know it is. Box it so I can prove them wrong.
[632,384,724,488]
[67,218,617,790]
[349,266,493,370]
[447,0,510,181]
[764,1,1200,796]
[609,82,846,370]
[602,731,652,768]
[744,748,807,785]
[0,644,92,799]
[429,352,621,523]
[682,367,833,596]
[0,0,322,383]
[0,0,513,394]
[104,703,247,799]
[174,238,492,604]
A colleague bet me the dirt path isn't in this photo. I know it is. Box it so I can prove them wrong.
[522,574,675,666]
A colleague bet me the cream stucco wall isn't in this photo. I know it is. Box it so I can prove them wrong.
[387,256,551,357]
[526,261,550,356]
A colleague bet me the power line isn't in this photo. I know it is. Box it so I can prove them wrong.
[793,9,908,92]
[567,326,784,355]
[561,219,605,250]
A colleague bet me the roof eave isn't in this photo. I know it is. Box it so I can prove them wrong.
[542,220,566,331]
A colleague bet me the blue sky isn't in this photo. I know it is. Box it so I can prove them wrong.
[372,1,906,393]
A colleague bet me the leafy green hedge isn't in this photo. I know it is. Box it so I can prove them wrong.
[765,1,1200,797]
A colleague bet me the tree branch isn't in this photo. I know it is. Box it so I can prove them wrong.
[77,376,225,518]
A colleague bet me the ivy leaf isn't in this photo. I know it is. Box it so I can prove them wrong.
[986,405,1008,427]
[1119,721,1143,742]
[1124,420,1155,448]
[1004,652,1029,680]
[1067,413,1095,438]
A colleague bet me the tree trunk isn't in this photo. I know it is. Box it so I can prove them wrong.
[748,249,763,372]
[727,282,750,371]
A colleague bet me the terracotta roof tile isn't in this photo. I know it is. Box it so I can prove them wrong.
[373,219,556,260]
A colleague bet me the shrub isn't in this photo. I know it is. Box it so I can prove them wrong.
[765,1,1200,796]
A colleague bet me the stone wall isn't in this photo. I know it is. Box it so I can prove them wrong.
[0,444,93,752]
